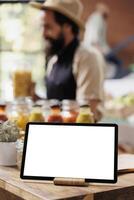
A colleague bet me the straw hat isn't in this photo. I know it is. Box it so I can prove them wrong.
[30,0,85,30]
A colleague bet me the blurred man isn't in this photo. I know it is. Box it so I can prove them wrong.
[30,0,104,121]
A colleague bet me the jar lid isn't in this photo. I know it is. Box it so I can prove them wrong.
[62,100,78,110]
[49,99,61,108]
[0,100,6,107]
[35,99,49,107]
[78,99,90,107]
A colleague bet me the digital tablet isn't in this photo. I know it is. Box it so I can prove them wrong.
[20,123,118,183]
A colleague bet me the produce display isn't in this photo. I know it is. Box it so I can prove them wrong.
[105,93,134,119]
[1,98,95,132]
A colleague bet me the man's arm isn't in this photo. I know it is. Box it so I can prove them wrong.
[74,49,104,121]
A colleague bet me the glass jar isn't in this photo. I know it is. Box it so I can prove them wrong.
[0,100,6,113]
[41,100,51,122]
[0,100,8,122]
[47,100,63,123]
[6,97,33,130]
[76,101,94,123]
[12,67,32,98]
[62,100,79,123]
[0,113,8,123]
[29,106,45,122]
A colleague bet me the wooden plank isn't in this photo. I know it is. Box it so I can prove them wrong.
[0,188,24,200]
[0,167,93,200]
[0,166,134,200]
[94,186,134,200]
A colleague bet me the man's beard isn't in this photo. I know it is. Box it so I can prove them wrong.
[44,33,65,58]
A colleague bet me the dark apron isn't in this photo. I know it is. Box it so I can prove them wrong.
[45,38,79,101]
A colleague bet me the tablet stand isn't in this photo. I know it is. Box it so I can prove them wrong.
[54,178,89,186]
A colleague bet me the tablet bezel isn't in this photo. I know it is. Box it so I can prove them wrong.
[20,123,118,184]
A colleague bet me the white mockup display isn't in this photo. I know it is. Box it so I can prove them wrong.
[21,123,118,184]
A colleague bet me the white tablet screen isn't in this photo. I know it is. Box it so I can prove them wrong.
[21,124,117,183]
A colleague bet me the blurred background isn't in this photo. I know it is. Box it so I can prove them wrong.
[82,0,134,67]
[0,0,134,99]
[0,0,45,100]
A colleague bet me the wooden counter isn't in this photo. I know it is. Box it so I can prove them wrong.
[0,166,134,200]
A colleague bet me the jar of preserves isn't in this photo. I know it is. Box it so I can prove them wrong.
[0,100,6,113]
[0,113,8,123]
[62,100,79,123]
[29,106,45,122]
[12,67,32,98]
[41,100,50,122]
[6,97,33,130]
[47,100,63,123]
[76,101,94,123]
[0,100,8,122]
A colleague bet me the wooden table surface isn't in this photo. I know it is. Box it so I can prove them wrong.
[0,166,134,200]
